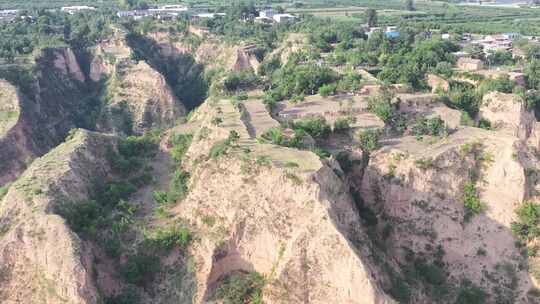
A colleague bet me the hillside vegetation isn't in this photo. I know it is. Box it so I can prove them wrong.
[2,1,540,304]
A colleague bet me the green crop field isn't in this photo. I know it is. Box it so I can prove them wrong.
[2,0,540,35]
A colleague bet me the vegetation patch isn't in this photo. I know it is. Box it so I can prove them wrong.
[462,181,485,222]
[120,253,161,287]
[455,280,486,304]
[145,223,192,251]
[511,201,540,242]
[411,116,447,138]
[357,129,380,155]
[0,183,10,200]
[212,272,265,304]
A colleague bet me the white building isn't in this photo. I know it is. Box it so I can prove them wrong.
[0,9,19,21]
[259,9,275,18]
[117,10,152,19]
[61,6,96,14]
[195,13,226,19]
[159,5,188,12]
[273,13,296,23]
[0,10,19,16]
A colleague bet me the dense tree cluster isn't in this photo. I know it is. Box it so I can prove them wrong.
[0,10,112,61]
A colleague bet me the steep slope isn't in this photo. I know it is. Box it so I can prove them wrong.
[0,47,102,186]
[172,98,394,303]
[354,92,540,303]
[91,29,186,135]
[0,130,117,304]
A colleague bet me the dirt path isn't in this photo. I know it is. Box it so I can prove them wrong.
[131,140,174,218]
[240,99,280,138]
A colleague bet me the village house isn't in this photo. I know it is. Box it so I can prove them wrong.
[259,9,275,19]
[0,9,18,21]
[194,12,226,19]
[457,57,484,71]
[273,13,297,23]
[61,6,96,14]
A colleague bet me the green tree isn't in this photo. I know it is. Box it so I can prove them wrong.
[358,129,380,154]
[526,59,540,90]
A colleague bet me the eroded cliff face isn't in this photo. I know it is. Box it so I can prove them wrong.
[91,30,186,135]
[148,31,260,73]
[171,98,394,304]
[354,92,540,303]
[0,47,100,186]
[0,130,117,304]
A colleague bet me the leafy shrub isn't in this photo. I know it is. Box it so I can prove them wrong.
[358,129,380,154]
[146,224,191,251]
[511,201,540,241]
[209,140,230,159]
[413,259,446,286]
[284,162,299,168]
[58,200,104,236]
[415,157,435,170]
[366,91,405,133]
[105,285,141,304]
[462,181,485,221]
[337,72,362,92]
[110,134,159,175]
[312,147,331,159]
[440,81,481,118]
[169,133,193,164]
[318,83,337,97]
[102,234,122,258]
[260,128,286,146]
[95,181,137,207]
[455,281,486,304]
[488,50,515,66]
[269,62,337,99]
[223,71,260,92]
[208,131,239,159]
[367,93,395,123]
[213,272,265,304]
[0,183,10,200]
[118,134,159,159]
[333,117,354,132]
[121,254,160,286]
[411,116,447,137]
[211,117,223,126]
[432,61,454,78]
[153,191,169,205]
[477,75,515,96]
[258,55,281,76]
[478,118,492,130]
[167,170,190,203]
[293,117,331,140]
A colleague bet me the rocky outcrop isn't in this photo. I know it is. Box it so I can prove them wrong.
[270,33,309,65]
[426,74,449,93]
[0,47,97,186]
[0,79,20,137]
[479,92,535,139]
[358,128,536,302]
[396,93,462,129]
[90,28,132,82]
[90,30,187,135]
[97,60,185,135]
[174,98,394,304]
[0,129,117,304]
[53,48,86,82]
